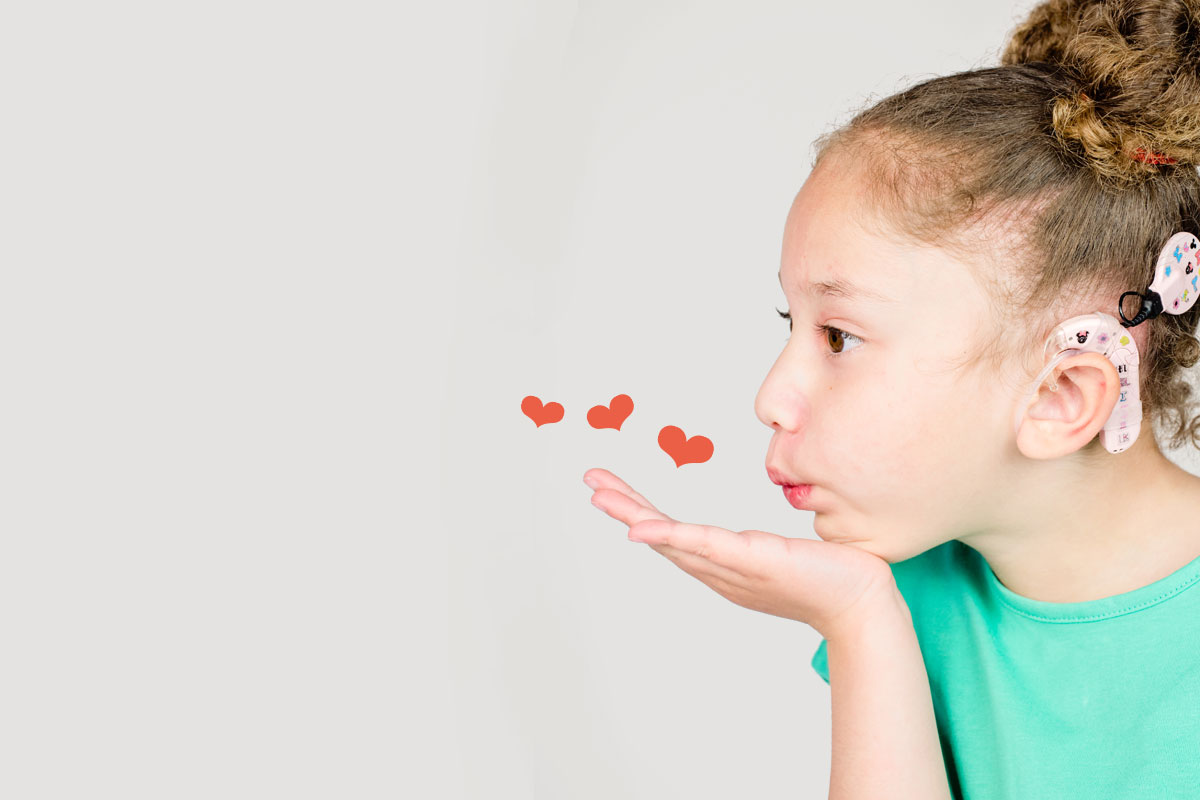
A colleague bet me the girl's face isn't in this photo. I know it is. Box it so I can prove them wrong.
[755,161,1017,563]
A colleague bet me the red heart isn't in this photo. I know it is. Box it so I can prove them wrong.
[587,394,634,430]
[658,425,713,467]
[521,395,564,427]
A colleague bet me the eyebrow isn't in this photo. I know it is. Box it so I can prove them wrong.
[778,271,895,303]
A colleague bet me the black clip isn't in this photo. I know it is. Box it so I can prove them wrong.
[1118,290,1163,328]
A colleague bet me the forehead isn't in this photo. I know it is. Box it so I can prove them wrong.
[778,167,910,303]
[777,164,992,319]
[778,270,895,304]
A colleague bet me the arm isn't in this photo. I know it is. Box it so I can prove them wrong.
[580,470,951,798]
[825,585,953,800]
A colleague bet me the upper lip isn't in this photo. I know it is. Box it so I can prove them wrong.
[767,466,810,486]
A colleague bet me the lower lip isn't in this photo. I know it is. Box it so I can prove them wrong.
[782,484,814,509]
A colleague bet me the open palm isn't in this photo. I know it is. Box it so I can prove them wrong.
[586,468,900,640]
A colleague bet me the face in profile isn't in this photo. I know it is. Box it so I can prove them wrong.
[755,158,1016,563]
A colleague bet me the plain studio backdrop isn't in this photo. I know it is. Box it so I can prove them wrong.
[6,1,1200,798]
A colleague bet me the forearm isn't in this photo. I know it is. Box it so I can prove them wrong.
[825,587,952,800]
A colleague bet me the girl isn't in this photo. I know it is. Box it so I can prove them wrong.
[586,1,1200,798]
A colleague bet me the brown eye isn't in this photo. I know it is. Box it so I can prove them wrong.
[815,323,863,358]
[825,325,846,353]
[775,309,863,357]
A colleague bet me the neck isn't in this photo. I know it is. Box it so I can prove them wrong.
[959,436,1200,603]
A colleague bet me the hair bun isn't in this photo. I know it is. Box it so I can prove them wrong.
[1001,0,1200,181]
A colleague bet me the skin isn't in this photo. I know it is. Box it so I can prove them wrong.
[590,152,1200,612]
[583,468,902,640]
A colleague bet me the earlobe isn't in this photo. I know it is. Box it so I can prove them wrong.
[1015,352,1121,460]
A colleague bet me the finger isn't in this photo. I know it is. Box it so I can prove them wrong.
[583,468,665,516]
[589,495,744,583]
[643,539,746,587]
[590,486,668,529]
[630,518,761,579]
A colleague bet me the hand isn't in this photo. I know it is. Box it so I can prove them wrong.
[585,468,901,640]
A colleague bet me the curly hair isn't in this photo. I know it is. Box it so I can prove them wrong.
[810,0,1200,453]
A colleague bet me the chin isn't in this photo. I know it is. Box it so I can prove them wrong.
[811,516,851,545]
[813,520,902,563]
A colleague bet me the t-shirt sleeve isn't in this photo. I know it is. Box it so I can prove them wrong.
[811,638,830,684]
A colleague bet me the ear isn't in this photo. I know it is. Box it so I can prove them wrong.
[1015,351,1122,460]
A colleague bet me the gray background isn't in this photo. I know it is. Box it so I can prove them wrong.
[5,1,1196,798]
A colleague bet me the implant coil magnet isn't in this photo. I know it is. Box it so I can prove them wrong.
[1013,231,1200,455]
[1119,232,1200,326]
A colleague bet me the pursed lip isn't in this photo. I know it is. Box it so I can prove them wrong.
[781,483,814,510]
[766,466,811,487]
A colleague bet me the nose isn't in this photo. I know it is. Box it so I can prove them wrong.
[754,350,810,433]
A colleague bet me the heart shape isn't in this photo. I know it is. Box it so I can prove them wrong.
[658,425,713,467]
[587,394,634,430]
[521,395,564,427]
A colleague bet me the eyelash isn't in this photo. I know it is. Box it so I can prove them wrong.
[775,309,863,358]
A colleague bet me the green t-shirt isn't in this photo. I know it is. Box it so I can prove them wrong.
[811,539,1200,799]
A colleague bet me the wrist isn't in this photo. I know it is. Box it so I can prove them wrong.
[822,580,911,644]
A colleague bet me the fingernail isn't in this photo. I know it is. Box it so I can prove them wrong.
[591,496,606,512]
[583,475,599,488]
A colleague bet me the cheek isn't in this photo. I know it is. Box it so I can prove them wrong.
[811,354,976,478]
[835,378,954,484]
[806,384,903,478]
